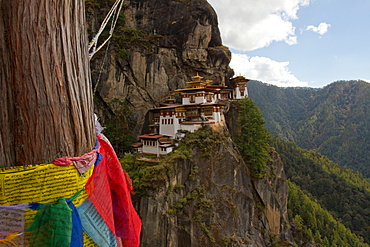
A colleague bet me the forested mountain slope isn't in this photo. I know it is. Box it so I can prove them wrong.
[249,80,370,177]
[288,181,368,246]
[270,136,370,244]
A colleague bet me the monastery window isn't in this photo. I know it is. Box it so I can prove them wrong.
[206,94,212,102]
[204,108,213,116]
[240,91,244,97]
[162,119,164,125]
[190,95,195,103]
[186,110,200,119]
[171,119,173,124]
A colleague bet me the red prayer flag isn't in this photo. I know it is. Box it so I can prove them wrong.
[85,135,141,247]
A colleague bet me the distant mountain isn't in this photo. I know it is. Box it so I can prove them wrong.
[270,136,370,244]
[248,80,370,177]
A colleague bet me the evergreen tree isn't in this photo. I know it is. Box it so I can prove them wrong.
[236,98,270,179]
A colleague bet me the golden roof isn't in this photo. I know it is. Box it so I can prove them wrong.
[185,73,212,88]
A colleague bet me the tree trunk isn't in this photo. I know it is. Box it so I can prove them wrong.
[0,0,95,166]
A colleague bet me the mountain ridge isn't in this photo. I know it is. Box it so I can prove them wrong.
[270,135,370,244]
[248,79,370,177]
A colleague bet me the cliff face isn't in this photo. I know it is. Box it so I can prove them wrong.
[87,0,233,133]
[134,128,293,246]
[88,1,294,246]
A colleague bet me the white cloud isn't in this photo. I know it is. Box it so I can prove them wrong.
[306,22,331,35]
[208,0,311,51]
[230,53,308,87]
[285,35,298,45]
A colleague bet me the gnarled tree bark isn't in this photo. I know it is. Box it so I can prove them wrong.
[0,0,95,166]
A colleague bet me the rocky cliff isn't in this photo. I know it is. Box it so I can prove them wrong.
[87,1,295,246]
[86,0,233,133]
[123,127,293,246]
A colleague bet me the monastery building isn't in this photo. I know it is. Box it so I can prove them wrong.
[134,75,249,156]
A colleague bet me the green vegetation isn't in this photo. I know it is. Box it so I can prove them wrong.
[121,127,221,244]
[86,0,161,60]
[112,27,149,55]
[168,185,212,216]
[236,98,270,179]
[270,135,370,244]
[120,126,225,196]
[120,153,170,196]
[179,125,226,157]
[101,99,136,155]
[222,236,232,247]
[249,80,370,177]
[288,181,368,246]
[120,137,195,196]
[112,27,162,59]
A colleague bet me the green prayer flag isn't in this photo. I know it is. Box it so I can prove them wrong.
[27,197,72,247]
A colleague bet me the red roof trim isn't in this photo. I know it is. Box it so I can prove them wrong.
[131,142,143,147]
[138,134,168,139]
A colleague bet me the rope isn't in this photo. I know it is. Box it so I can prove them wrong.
[93,40,111,95]
[88,0,124,60]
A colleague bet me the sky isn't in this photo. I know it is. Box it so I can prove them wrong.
[207,0,370,88]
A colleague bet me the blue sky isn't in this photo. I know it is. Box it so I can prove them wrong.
[207,0,370,88]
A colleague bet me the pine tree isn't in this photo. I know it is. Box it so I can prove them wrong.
[236,98,270,179]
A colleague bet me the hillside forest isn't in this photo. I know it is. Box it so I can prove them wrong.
[248,80,370,178]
